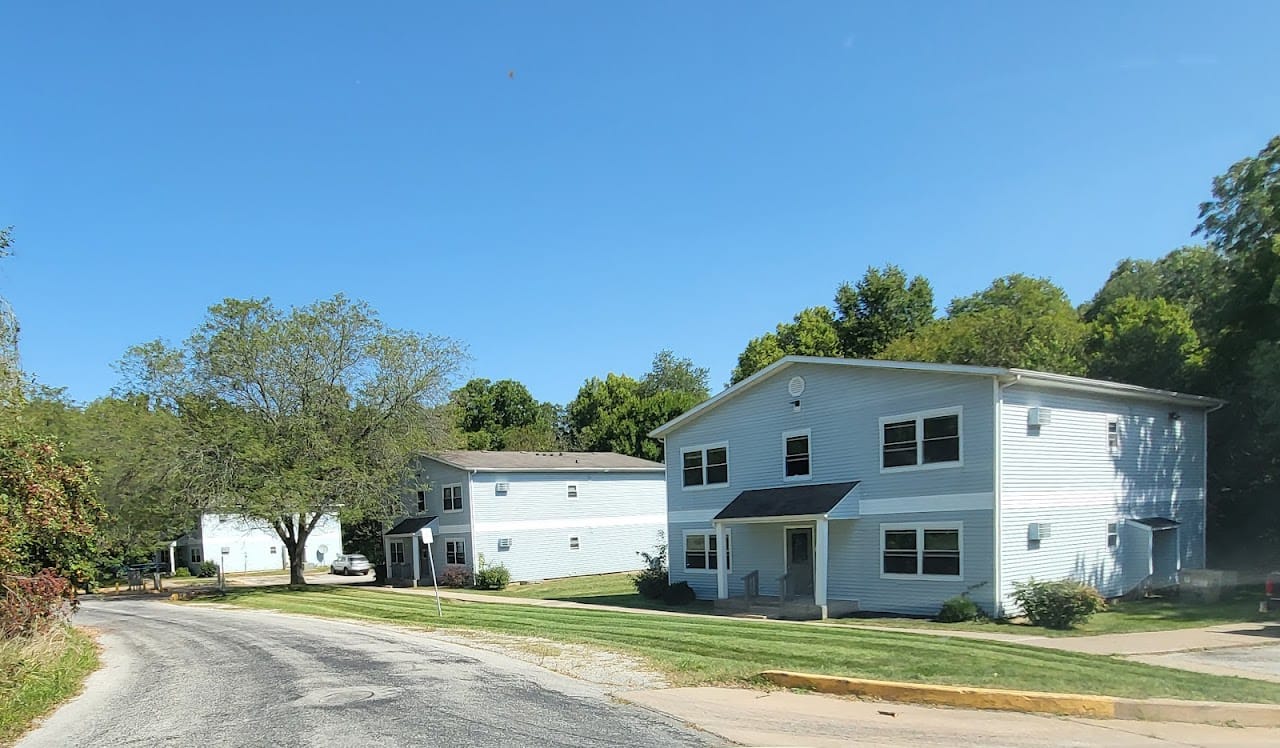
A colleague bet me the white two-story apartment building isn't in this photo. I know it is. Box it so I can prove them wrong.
[650,356,1222,619]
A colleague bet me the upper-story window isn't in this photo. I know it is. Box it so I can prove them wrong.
[443,484,464,512]
[783,430,811,479]
[881,408,961,471]
[416,490,427,513]
[1108,418,1120,453]
[567,484,578,498]
[682,444,728,488]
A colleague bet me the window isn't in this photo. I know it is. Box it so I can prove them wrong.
[784,430,811,479]
[269,546,277,554]
[445,540,466,565]
[881,525,961,578]
[1108,419,1120,452]
[389,541,405,564]
[684,530,731,572]
[569,536,580,550]
[1107,522,1119,549]
[189,546,203,563]
[443,484,463,512]
[416,490,427,512]
[682,444,728,488]
[881,409,961,471]
[567,484,578,498]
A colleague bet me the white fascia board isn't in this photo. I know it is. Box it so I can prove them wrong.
[467,467,665,474]
[1006,370,1225,408]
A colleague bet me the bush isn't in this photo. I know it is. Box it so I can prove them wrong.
[633,533,669,599]
[1013,579,1106,629]
[661,580,696,605]
[173,567,191,578]
[473,563,510,590]
[937,595,981,623]
[0,570,75,639]
[196,561,219,578]
[439,565,471,588]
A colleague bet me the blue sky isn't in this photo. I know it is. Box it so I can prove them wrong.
[3,2,1278,406]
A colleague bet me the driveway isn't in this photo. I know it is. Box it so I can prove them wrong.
[20,597,714,748]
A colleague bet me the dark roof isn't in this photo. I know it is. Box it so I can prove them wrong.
[1132,516,1180,530]
[426,451,664,471]
[385,516,437,536]
[714,482,860,521]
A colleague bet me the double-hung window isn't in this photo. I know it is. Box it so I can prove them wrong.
[567,484,578,498]
[881,524,961,578]
[189,546,203,563]
[881,409,961,471]
[783,430,811,479]
[445,540,466,565]
[416,490,427,513]
[443,484,463,512]
[1108,419,1120,453]
[389,541,406,564]
[684,530,731,572]
[682,444,728,488]
[1107,522,1119,549]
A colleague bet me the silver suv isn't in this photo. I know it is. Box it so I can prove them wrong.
[330,553,372,576]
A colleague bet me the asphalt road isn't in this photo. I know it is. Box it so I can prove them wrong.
[21,597,715,748]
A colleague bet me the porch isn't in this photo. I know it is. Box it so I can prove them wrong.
[709,481,861,620]
[383,515,439,586]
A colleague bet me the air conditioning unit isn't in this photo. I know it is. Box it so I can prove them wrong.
[495,482,510,493]
[1027,522,1052,541]
[1027,407,1052,427]
[497,538,512,550]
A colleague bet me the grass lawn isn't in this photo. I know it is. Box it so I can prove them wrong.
[0,626,99,745]
[208,585,1280,704]
[831,586,1272,638]
[469,572,713,612]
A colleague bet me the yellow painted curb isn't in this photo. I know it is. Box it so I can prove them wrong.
[760,671,1117,718]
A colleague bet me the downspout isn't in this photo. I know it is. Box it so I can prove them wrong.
[993,374,1021,616]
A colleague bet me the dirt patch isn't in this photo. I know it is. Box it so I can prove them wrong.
[426,629,668,690]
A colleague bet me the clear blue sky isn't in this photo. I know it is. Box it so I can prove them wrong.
[3,2,1278,406]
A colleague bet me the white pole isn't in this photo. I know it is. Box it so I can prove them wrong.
[715,522,728,600]
[426,541,442,617]
[815,517,829,619]
[412,534,422,588]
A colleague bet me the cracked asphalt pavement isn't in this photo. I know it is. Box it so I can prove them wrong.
[20,596,716,748]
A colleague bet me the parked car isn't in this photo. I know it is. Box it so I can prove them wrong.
[1265,571,1280,613]
[330,554,372,576]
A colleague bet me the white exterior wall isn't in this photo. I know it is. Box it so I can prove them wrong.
[998,385,1207,610]
[197,514,343,573]
[468,471,665,581]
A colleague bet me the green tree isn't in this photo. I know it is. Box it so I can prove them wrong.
[119,295,466,585]
[834,265,935,358]
[1085,296,1203,389]
[1082,246,1226,343]
[450,378,559,451]
[882,274,1087,373]
[730,307,841,383]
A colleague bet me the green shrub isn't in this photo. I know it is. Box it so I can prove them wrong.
[937,595,981,623]
[439,565,471,588]
[633,533,669,599]
[196,561,219,578]
[662,581,696,605]
[1012,579,1106,629]
[173,568,191,578]
[473,563,510,590]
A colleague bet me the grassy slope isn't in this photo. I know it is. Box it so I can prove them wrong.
[0,626,99,746]
[469,572,713,612]
[213,586,1280,704]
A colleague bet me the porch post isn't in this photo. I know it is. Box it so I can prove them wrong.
[411,533,422,587]
[815,517,829,619]
[168,541,177,575]
[715,521,728,600]
[383,534,392,581]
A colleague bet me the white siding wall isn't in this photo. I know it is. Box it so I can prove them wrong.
[469,472,666,581]
[198,514,343,573]
[998,386,1207,610]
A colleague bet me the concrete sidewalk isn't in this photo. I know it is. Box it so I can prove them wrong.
[617,687,1280,747]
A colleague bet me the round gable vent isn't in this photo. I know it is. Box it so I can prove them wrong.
[787,376,806,397]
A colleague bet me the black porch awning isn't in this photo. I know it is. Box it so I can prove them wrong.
[714,481,859,521]
[384,516,438,536]
[1131,516,1180,530]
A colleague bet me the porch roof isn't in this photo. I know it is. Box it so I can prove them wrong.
[1131,516,1180,530]
[384,516,438,536]
[714,481,860,521]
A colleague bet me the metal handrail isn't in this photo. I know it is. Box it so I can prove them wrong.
[776,572,791,603]
[742,570,759,604]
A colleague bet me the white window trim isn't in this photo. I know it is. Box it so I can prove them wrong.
[879,521,964,580]
[1107,521,1120,551]
[569,536,580,550]
[682,528,731,574]
[567,484,578,499]
[443,483,464,513]
[445,539,466,565]
[879,406,964,474]
[781,428,812,482]
[1108,417,1120,454]
[680,441,730,491]
[416,489,427,513]
[389,540,406,565]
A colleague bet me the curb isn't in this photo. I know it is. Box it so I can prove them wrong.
[758,671,1280,727]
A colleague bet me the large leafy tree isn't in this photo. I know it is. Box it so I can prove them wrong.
[834,265,935,358]
[450,378,560,451]
[1082,246,1226,344]
[1084,296,1203,390]
[881,274,1088,373]
[121,295,465,584]
[567,350,709,460]
[730,307,841,383]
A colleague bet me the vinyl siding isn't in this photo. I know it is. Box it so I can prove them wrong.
[468,471,665,581]
[998,385,1207,609]
[197,514,342,574]
[664,362,997,614]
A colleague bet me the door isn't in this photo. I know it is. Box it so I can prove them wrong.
[785,527,814,599]
[1150,528,1180,588]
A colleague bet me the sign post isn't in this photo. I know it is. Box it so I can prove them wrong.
[219,546,230,594]
[420,527,442,618]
